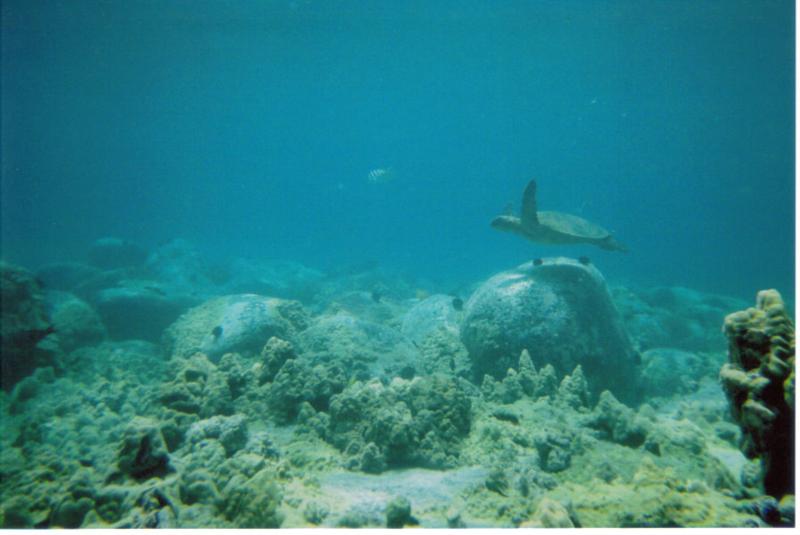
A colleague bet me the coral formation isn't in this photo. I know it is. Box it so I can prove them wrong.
[328,375,472,471]
[720,289,795,498]
[461,258,640,401]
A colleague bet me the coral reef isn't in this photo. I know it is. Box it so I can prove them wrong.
[720,289,795,498]
[0,243,785,528]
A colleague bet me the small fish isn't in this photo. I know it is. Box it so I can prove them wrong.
[452,297,464,311]
[367,168,394,184]
[211,325,223,339]
[578,256,591,266]
[370,289,382,303]
[533,258,543,266]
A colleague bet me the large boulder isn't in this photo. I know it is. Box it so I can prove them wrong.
[163,294,308,361]
[298,314,421,381]
[0,262,55,390]
[460,258,640,401]
[92,281,199,342]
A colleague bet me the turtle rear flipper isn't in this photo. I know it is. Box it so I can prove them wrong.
[600,235,628,252]
[520,179,539,227]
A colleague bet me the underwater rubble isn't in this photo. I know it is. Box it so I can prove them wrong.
[0,239,794,528]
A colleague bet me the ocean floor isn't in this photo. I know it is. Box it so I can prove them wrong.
[0,238,794,528]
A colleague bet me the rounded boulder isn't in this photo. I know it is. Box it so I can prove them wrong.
[460,258,640,400]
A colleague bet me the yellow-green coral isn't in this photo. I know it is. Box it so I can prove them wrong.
[720,289,794,498]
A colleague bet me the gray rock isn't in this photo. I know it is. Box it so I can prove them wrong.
[461,258,640,401]
[186,414,248,456]
[639,348,702,397]
[164,294,301,361]
[299,314,421,380]
[44,290,107,352]
[401,294,461,344]
[93,282,199,342]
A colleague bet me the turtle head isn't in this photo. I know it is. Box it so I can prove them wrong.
[490,215,520,233]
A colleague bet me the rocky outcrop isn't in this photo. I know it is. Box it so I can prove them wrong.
[163,294,307,361]
[0,262,56,390]
[461,258,640,402]
[720,289,794,498]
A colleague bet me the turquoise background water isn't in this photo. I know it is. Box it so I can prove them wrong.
[2,0,794,301]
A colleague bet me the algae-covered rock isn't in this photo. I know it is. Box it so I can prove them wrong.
[185,415,248,457]
[267,359,345,422]
[401,294,461,344]
[461,259,640,402]
[0,262,55,390]
[258,336,297,384]
[221,468,283,527]
[385,496,417,528]
[159,353,234,424]
[522,497,575,527]
[638,286,749,351]
[585,390,650,448]
[164,294,306,361]
[720,289,795,498]
[117,417,172,480]
[298,314,421,381]
[539,456,762,527]
[640,348,705,397]
[328,375,472,471]
[44,290,107,352]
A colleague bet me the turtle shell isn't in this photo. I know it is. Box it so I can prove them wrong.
[537,210,610,239]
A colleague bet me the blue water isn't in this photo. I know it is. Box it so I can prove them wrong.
[1,0,794,302]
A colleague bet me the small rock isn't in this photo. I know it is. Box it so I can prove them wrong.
[385,496,417,528]
[523,497,574,528]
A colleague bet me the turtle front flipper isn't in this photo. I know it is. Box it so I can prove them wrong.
[521,179,539,227]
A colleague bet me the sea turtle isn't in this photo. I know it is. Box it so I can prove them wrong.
[491,179,627,252]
